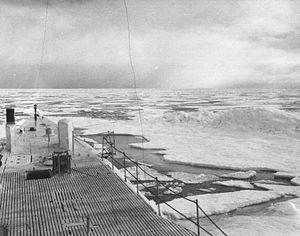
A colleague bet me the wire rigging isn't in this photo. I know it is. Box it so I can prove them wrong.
[122,0,145,160]
[119,2,228,235]
[35,0,49,88]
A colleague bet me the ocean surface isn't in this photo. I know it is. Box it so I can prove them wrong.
[0,88,299,124]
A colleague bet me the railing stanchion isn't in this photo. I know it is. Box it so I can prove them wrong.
[101,136,104,160]
[155,177,161,216]
[72,130,75,156]
[136,161,139,193]
[196,199,200,236]
[123,152,127,181]
[111,153,114,170]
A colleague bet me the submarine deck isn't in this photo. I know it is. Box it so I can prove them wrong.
[0,117,194,236]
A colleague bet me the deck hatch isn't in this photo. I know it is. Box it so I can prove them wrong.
[26,169,52,180]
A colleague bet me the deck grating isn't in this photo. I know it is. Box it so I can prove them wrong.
[0,165,194,236]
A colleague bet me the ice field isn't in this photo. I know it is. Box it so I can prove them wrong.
[0,88,299,235]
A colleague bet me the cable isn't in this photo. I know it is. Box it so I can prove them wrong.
[34,0,49,88]
[122,0,145,161]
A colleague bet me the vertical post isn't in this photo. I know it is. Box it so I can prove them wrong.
[58,156,61,174]
[101,137,105,160]
[111,153,114,170]
[29,142,32,162]
[123,152,127,181]
[110,135,114,170]
[34,104,37,129]
[136,161,139,193]
[196,199,200,236]
[113,132,116,155]
[47,132,50,152]
[72,130,75,156]
[107,131,111,154]
[156,177,161,216]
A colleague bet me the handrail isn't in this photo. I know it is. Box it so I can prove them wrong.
[197,205,228,236]
[160,200,213,236]
[101,133,229,236]
[108,157,205,235]
[112,143,198,204]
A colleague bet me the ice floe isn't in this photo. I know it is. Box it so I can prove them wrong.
[291,176,300,186]
[140,182,170,191]
[213,180,254,189]
[161,190,283,219]
[199,187,216,193]
[163,186,183,195]
[253,183,300,197]
[129,142,165,150]
[168,172,218,184]
[255,180,287,185]
[176,198,300,236]
[199,188,212,193]
[274,171,298,180]
[47,115,300,173]
[221,170,256,179]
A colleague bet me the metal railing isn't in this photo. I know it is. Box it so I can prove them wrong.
[101,134,228,236]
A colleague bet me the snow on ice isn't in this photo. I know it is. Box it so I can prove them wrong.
[291,176,300,186]
[161,190,283,219]
[274,171,299,180]
[176,198,300,236]
[221,170,256,180]
[168,172,218,184]
[253,183,300,197]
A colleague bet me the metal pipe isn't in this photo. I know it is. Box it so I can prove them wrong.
[156,177,161,216]
[196,199,200,236]
[47,133,50,152]
[123,152,126,181]
[72,130,75,156]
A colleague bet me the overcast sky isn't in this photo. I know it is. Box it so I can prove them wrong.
[0,0,300,88]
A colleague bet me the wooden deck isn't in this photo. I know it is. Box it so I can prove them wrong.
[0,117,194,236]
